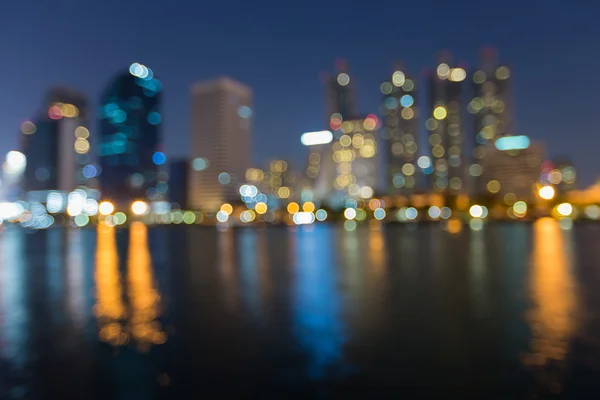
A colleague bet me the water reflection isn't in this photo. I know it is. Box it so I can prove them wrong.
[524,218,580,394]
[292,225,345,379]
[94,224,127,346]
[66,229,86,329]
[127,222,167,351]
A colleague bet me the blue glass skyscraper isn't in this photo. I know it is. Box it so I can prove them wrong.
[98,63,163,202]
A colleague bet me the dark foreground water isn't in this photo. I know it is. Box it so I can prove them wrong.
[1,219,600,399]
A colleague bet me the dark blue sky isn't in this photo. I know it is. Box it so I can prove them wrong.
[1,0,598,185]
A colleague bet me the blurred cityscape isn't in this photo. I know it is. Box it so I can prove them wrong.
[1,49,597,230]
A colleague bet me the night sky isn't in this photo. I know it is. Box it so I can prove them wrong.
[1,0,598,185]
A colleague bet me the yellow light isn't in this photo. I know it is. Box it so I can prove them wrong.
[557,203,572,217]
[433,106,447,120]
[437,63,450,79]
[539,186,555,200]
[255,202,268,214]
[277,187,291,199]
[513,201,527,217]
[220,203,233,215]
[401,107,414,120]
[487,180,501,193]
[339,135,352,147]
[98,201,115,215]
[469,205,483,218]
[446,218,462,234]
[337,73,350,86]
[449,68,466,82]
[21,121,37,135]
[392,71,405,86]
[75,126,90,139]
[287,202,299,214]
[131,200,148,215]
[302,201,315,213]
[74,138,90,154]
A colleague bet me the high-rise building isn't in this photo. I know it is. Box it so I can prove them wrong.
[479,135,545,202]
[380,66,419,195]
[427,56,467,197]
[469,48,515,193]
[188,77,252,212]
[308,116,380,208]
[324,59,356,126]
[98,63,163,203]
[22,88,94,198]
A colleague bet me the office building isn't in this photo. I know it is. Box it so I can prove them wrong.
[189,77,252,212]
[381,66,419,195]
[470,48,515,193]
[22,88,94,200]
[324,59,356,126]
[427,56,467,197]
[479,135,545,202]
[98,63,163,203]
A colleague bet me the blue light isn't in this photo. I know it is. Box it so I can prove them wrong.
[147,111,161,125]
[112,110,127,124]
[385,97,398,109]
[82,165,98,179]
[218,172,231,184]
[392,175,405,188]
[476,132,487,145]
[495,135,530,151]
[400,95,414,107]
[237,106,252,119]
[152,151,166,165]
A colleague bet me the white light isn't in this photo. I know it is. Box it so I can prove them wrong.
[337,73,350,86]
[469,205,483,218]
[539,186,555,200]
[46,192,64,213]
[301,130,333,146]
[293,212,315,225]
[557,203,573,217]
[585,205,600,220]
[406,207,418,220]
[344,208,356,220]
[216,210,229,222]
[67,191,85,216]
[193,157,208,171]
[0,202,24,221]
[98,201,115,215]
[417,156,432,169]
[449,68,466,82]
[359,186,373,199]
[428,206,441,219]
[131,200,149,215]
[84,199,99,216]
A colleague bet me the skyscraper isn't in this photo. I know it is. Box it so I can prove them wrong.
[427,55,467,198]
[469,48,514,193]
[381,66,419,195]
[324,59,356,126]
[98,63,163,203]
[188,77,252,212]
[22,88,94,198]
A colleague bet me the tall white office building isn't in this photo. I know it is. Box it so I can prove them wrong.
[189,77,253,212]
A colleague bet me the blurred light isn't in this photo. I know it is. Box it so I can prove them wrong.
[293,212,315,225]
[183,211,196,224]
[337,73,350,86]
[470,219,484,231]
[277,186,291,199]
[98,201,115,215]
[218,172,231,184]
[0,202,24,221]
[74,138,90,154]
[147,112,161,125]
[84,198,99,216]
[446,218,462,234]
[315,209,327,221]
[433,106,447,120]
[495,136,530,151]
[48,105,63,119]
[287,202,300,214]
[495,66,511,80]
[380,82,393,94]
[74,214,89,227]
[82,164,98,179]
[405,207,418,220]
[392,71,405,86]
[557,203,573,217]
[240,210,256,223]
[449,68,466,82]
[426,206,441,219]
[473,70,486,84]
[539,185,555,200]
[487,180,501,194]
[373,208,386,220]
[193,157,209,171]
[46,192,64,213]
[513,201,527,217]
[131,201,149,215]
[255,202,268,214]
[359,186,373,199]
[152,151,166,165]
[216,210,229,222]
[344,208,356,220]
[220,203,233,215]
[114,212,127,225]
[437,63,450,79]
[417,156,431,169]
[400,94,414,107]
[21,121,36,135]
[238,105,252,119]
[440,207,451,219]
[469,205,483,218]
[6,151,26,169]
[301,130,333,146]
[584,205,600,220]
[75,126,89,139]
[302,201,315,213]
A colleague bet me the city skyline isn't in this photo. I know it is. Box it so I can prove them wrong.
[1,1,599,186]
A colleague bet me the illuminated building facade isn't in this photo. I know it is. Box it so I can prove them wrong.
[541,156,577,194]
[189,77,252,212]
[470,49,514,192]
[311,116,380,208]
[427,59,467,196]
[380,67,419,194]
[22,88,94,197]
[480,136,545,202]
[98,63,163,202]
